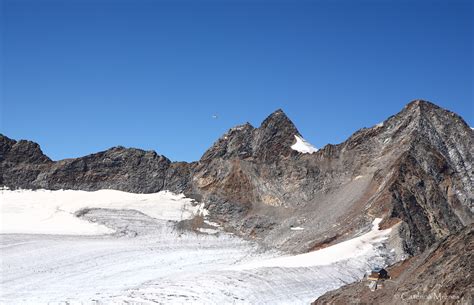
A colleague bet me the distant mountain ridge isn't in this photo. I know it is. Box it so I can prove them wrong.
[1,100,473,260]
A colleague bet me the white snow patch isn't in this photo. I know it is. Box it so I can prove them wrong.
[354,175,364,180]
[290,226,305,231]
[204,219,222,227]
[375,122,384,128]
[0,189,203,235]
[232,218,390,270]
[291,135,318,154]
[197,227,220,234]
[230,125,246,132]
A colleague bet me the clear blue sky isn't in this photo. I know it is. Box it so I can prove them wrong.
[1,0,472,162]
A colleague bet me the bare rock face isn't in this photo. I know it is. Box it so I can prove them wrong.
[0,136,52,188]
[190,100,473,256]
[43,147,172,193]
[378,101,473,254]
[191,109,306,221]
[0,137,51,165]
[199,109,300,163]
[252,109,301,162]
[1,100,472,258]
[0,138,173,193]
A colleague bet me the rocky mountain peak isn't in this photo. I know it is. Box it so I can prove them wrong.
[405,99,440,110]
[200,109,303,163]
[259,109,300,136]
[0,134,51,164]
[396,99,468,125]
[379,100,473,148]
[200,123,255,161]
[252,109,301,162]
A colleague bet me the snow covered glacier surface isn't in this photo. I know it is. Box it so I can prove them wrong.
[0,189,391,304]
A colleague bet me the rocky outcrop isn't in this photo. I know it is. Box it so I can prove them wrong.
[199,109,301,163]
[0,140,173,193]
[1,100,472,257]
[0,136,52,188]
[312,225,474,305]
[191,109,307,221]
[44,147,173,193]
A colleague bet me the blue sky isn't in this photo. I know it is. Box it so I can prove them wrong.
[2,0,472,162]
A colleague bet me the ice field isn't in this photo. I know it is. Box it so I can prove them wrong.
[0,189,391,304]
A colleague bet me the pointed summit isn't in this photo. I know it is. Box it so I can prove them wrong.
[405,99,440,110]
[200,109,304,163]
[399,99,468,122]
[259,109,300,136]
[253,109,302,162]
[391,99,471,133]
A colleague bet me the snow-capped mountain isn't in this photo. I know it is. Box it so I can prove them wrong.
[1,99,473,303]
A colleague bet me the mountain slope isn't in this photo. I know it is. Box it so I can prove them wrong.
[1,100,472,257]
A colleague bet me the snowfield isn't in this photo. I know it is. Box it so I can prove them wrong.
[0,189,391,304]
[291,135,318,154]
[0,189,204,235]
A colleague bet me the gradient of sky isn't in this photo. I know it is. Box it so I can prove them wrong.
[1,0,473,162]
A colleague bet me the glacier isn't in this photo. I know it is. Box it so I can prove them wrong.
[0,189,391,304]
